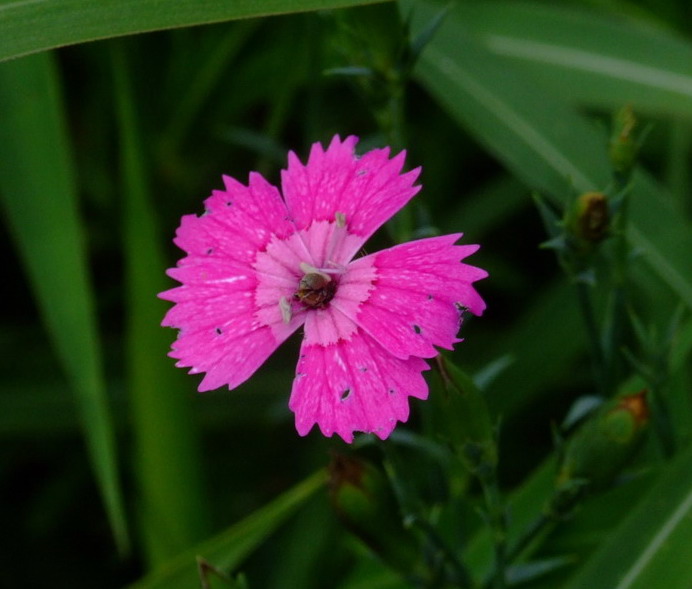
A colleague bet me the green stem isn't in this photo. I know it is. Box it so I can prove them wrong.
[380,81,413,243]
[575,281,607,396]
[648,386,677,457]
[407,515,474,589]
[479,471,507,589]
[505,513,553,565]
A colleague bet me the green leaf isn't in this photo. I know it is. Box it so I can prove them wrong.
[449,2,692,120]
[128,470,327,589]
[112,42,210,566]
[0,0,386,63]
[0,53,128,552]
[412,0,692,311]
[566,441,692,589]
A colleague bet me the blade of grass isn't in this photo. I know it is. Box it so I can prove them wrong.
[412,1,692,310]
[449,2,692,120]
[0,52,128,552]
[0,0,386,63]
[128,469,327,589]
[566,441,692,589]
[111,40,210,567]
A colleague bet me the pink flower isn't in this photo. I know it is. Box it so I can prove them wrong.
[160,135,487,442]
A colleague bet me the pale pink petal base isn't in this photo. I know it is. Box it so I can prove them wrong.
[348,235,488,360]
[289,329,429,442]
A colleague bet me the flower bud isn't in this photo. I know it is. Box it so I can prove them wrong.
[570,191,609,245]
[609,105,639,178]
[550,390,649,515]
[328,454,423,577]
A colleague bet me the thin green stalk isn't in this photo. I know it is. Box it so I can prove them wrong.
[479,471,507,589]
[504,513,552,565]
[604,187,630,395]
[575,282,607,396]
[407,515,473,589]
[648,387,677,458]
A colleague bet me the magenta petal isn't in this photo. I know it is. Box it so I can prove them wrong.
[349,235,487,360]
[172,325,285,392]
[289,329,429,443]
[161,270,303,391]
[281,135,421,255]
[172,172,295,265]
[160,172,305,391]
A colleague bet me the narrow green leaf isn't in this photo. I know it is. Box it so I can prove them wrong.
[112,41,210,567]
[128,470,327,589]
[412,1,692,310]
[0,53,128,551]
[450,2,692,120]
[566,441,692,589]
[0,0,386,63]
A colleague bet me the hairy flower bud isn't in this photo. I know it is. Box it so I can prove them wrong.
[550,390,649,515]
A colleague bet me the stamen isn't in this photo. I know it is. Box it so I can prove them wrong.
[323,212,348,269]
[279,296,292,324]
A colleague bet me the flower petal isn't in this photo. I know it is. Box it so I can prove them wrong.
[172,172,295,266]
[281,135,421,258]
[345,235,487,360]
[289,329,429,443]
[160,171,304,391]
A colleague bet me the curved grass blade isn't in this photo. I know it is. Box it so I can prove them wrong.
[412,1,692,310]
[565,441,692,589]
[451,2,692,120]
[0,53,128,552]
[128,470,327,589]
[0,0,385,63]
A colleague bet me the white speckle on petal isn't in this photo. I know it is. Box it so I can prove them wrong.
[206,275,247,284]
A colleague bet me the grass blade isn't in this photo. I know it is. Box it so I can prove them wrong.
[451,2,692,120]
[0,52,128,552]
[0,0,385,62]
[112,41,210,567]
[128,470,327,589]
[566,441,692,589]
[413,1,692,310]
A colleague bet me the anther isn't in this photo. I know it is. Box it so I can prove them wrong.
[299,262,331,282]
[279,296,292,324]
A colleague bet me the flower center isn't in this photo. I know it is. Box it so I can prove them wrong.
[294,271,337,309]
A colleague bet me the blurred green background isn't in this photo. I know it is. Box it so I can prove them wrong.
[1,0,691,587]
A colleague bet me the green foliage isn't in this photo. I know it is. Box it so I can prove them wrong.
[1,0,691,587]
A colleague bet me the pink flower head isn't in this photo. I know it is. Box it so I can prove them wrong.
[160,135,487,442]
